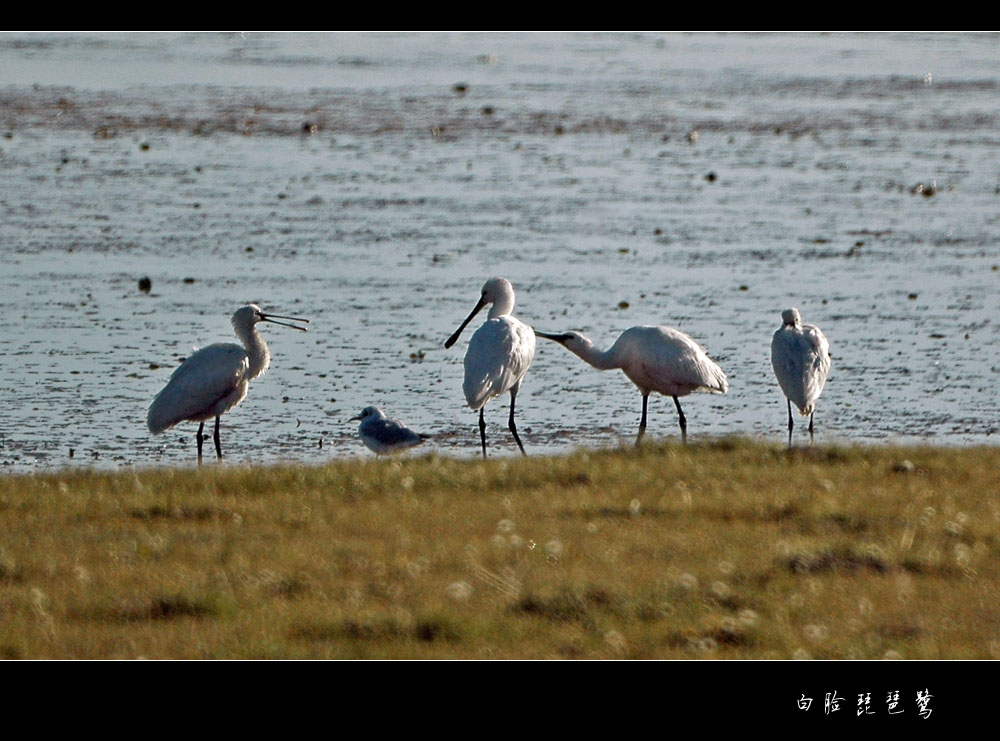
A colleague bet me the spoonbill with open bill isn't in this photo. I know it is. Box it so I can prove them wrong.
[147,304,309,462]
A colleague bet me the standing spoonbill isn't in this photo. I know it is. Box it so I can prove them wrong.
[444,277,537,458]
[147,304,309,462]
[350,406,429,456]
[534,325,728,445]
[770,307,831,446]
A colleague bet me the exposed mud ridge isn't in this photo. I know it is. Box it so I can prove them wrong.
[5,85,999,140]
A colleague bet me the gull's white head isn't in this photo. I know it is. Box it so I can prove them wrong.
[350,406,386,422]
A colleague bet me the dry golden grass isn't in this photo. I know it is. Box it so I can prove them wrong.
[1,439,998,659]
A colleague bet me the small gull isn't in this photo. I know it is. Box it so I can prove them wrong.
[350,406,429,455]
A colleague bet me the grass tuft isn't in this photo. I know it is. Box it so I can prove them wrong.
[786,546,889,574]
[90,592,237,623]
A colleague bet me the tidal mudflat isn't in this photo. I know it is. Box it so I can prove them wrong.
[0,32,997,471]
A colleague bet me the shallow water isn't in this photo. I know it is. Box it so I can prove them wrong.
[1,32,997,471]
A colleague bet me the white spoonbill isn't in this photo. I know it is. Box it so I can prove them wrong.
[350,406,429,456]
[535,325,728,445]
[444,277,537,458]
[770,307,831,446]
[147,304,309,461]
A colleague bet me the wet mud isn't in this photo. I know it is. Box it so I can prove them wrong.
[0,33,997,470]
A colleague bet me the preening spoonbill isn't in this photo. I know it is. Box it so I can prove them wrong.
[770,307,831,446]
[535,325,728,445]
[444,277,537,458]
[147,304,309,461]
[350,406,429,455]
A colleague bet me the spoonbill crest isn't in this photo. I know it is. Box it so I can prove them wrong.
[445,277,537,458]
[770,307,831,446]
[147,304,309,462]
[350,406,429,456]
[535,325,728,445]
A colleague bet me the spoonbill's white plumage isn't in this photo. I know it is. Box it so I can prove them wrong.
[350,406,429,456]
[770,307,831,446]
[147,304,308,461]
[535,325,728,445]
[445,277,537,458]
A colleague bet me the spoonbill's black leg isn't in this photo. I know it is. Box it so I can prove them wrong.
[214,415,223,459]
[197,421,205,463]
[508,385,526,456]
[787,400,794,448]
[636,394,649,446]
[673,395,687,444]
[808,412,815,447]
[478,407,487,460]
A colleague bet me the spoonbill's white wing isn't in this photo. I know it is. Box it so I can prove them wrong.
[618,326,728,396]
[771,325,830,415]
[462,317,537,410]
[147,343,250,433]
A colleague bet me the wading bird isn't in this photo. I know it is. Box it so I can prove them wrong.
[535,325,728,445]
[349,406,429,456]
[147,304,309,462]
[444,277,537,458]
[770,307,831,446]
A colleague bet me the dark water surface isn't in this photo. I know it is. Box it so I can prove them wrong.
[1,32,997,470]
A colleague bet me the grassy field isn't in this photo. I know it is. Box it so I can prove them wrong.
[1,439,998,660]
